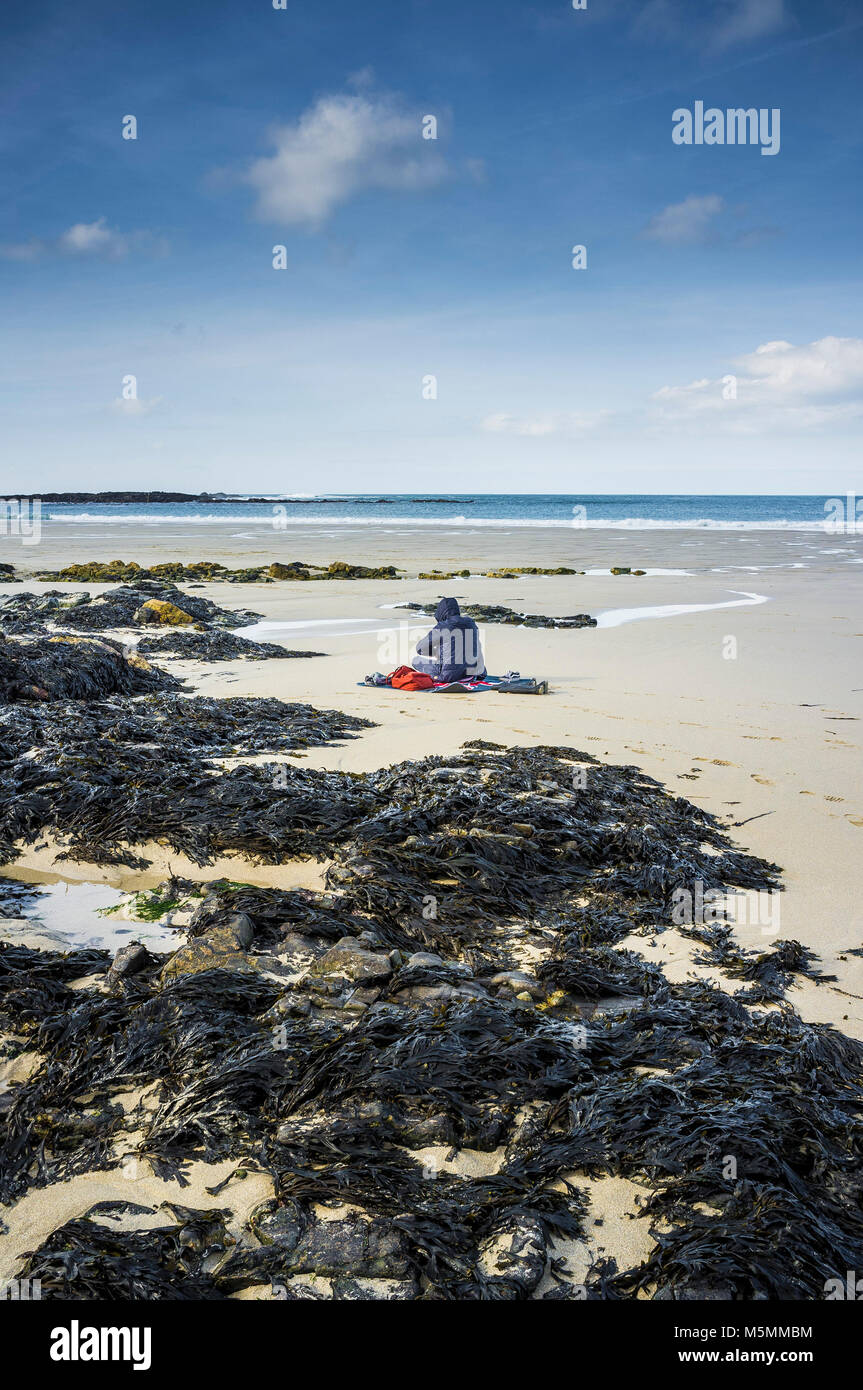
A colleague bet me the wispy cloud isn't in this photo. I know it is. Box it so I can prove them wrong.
[710,0,791,53]
[632,0,790,51]
[240,91,447,228]
[0,218,166,262]
[643,194,725,245]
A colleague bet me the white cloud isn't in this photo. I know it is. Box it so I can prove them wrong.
[735,337,863,397]
[643,194,724,245]
[651,336,863,432]
[481,410,611,437]
[0,218,164,262]
[59,218,126,256]
[242,92,447,227]
[480,338,863,445]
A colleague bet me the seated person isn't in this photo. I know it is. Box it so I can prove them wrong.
[412,597,486,683]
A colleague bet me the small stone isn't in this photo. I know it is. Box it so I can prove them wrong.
[277,932,327,971]
[405,951,444,969]
[488,970,544,1000]
[311,940,393,984]
[103,941,152,990]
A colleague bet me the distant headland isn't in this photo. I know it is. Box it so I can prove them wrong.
[14,493,474,506]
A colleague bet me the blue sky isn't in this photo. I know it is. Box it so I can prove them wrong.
[1,0,861,494]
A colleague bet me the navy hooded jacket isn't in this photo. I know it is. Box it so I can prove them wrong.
[414,597,486,682]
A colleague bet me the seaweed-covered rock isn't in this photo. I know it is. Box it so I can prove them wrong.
[310,939,394,985]
[135,630,324,662]
[159,915,256,981]
[0,633,180,703]
[0,582,261,634]
[13,1206,233,1299]
[134,598,196,626]
[396,601,596,629]
[30,558,404,584]
[268,562,310,580]
[103,941,153,991]
[325,561,399,579]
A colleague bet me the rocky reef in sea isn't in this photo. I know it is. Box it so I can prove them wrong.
[2,559,650,584]
[27,560,402,583]
[396,601,597,629]
[2,712,861,1300]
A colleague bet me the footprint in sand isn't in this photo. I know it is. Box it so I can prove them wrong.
[751,775,774,785]
[847,817,863,828]
[825,795,844,802]
[712,759,736,766]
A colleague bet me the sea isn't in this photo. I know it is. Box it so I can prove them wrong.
[30,494,858,531]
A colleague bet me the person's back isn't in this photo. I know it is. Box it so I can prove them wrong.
[413,597,485,682]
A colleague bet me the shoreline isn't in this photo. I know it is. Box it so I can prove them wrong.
[6,517,863,576]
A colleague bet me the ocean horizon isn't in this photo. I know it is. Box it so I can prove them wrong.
[26,494,857,532]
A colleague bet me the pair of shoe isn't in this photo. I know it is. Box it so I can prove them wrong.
[498,677,549,694]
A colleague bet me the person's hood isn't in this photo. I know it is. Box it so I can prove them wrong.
[435,597,461,623]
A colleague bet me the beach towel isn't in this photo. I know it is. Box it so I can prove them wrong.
[359,673,548,694]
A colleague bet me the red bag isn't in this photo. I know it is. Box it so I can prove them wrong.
[389,665,435,691]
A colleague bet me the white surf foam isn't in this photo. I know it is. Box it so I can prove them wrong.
[43,512,844,532]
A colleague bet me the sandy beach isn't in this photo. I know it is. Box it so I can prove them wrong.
[1,520,861,1298]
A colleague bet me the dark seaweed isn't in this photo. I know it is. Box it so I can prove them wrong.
[15,1206,232,1299]
[2,717,860,1302]
[0,633,180,703]
[135,630,325,662]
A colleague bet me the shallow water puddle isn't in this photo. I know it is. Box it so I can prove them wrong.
[0,872,180,953]
[596,589,769,629]
[240,617,388,641]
